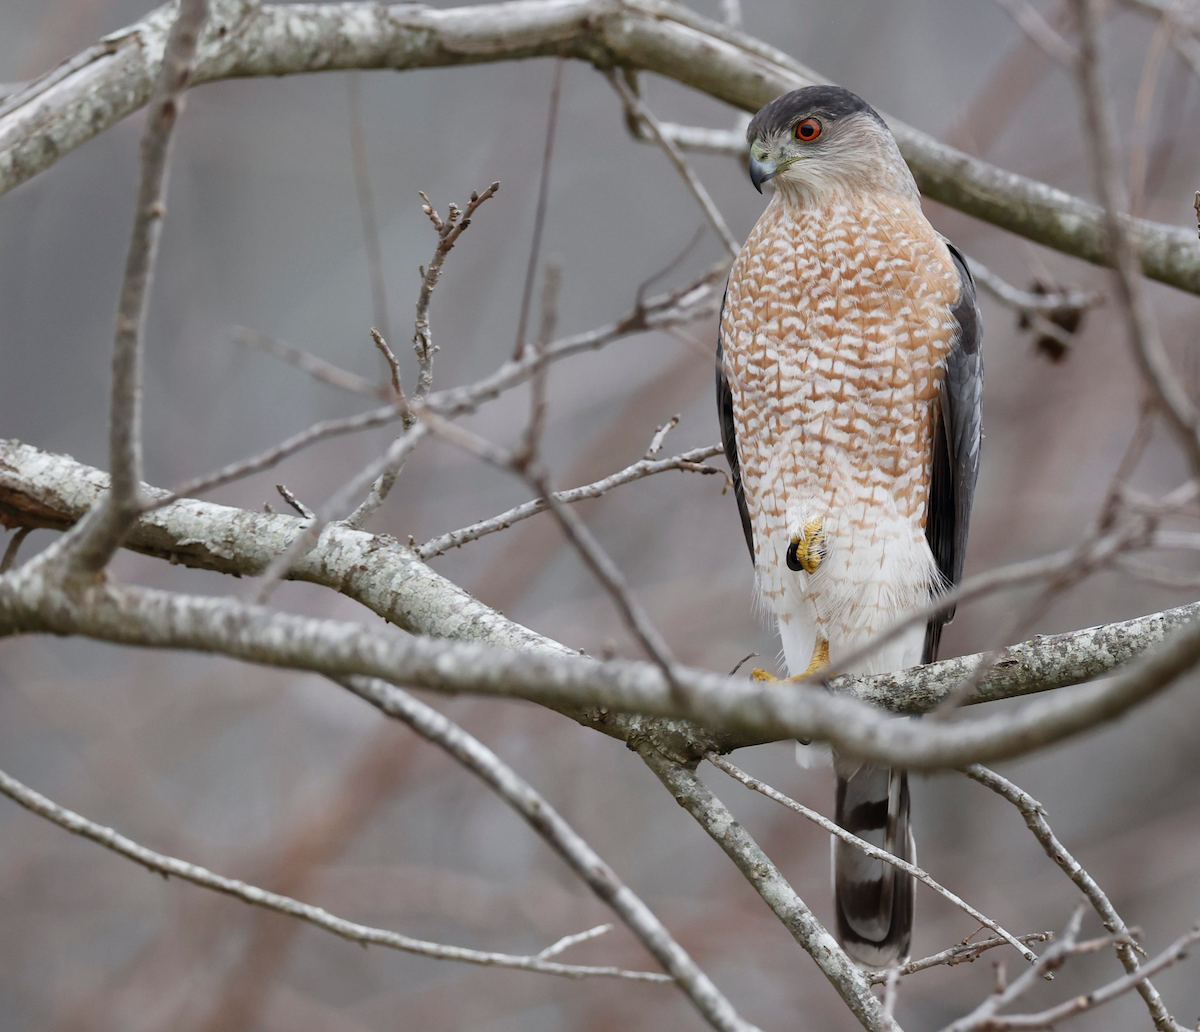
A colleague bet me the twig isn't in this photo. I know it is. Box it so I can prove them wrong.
[974,924,1200,1030]
[370,328,402,397]
[867,933,1054,985]
[990,0,1079,66]
[337,676,760,1032]
[346,72,391,346]
[626,119,748,158]
[414,406,683,687]
[536,923,613,959]
[68,0,210,572]
[967,258,1103,314]
[514,260,561,469]
[157,402,403,504]
[252,424,429,601]
[1,528,32,573]
[1128,6,1176,218]
[965,765,1184,1031]
[707,754,1039,964]
[231,327,383,398]
[514,57,564,361]
[939,908,1087,1032]
[417,443,722,560]
[342,181,500,531]
[275,484,314,520]
[641,751,891,1031]
[0,766,672,984]
[720,0,742,29]
[1071,0,1200,472]
[882,964,901,1024]
[607,71,741,258]
[645,415,680,458]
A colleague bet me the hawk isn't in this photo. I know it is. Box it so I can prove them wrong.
[716,85,983,966]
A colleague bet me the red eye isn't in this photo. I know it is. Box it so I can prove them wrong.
[795,117,822,141]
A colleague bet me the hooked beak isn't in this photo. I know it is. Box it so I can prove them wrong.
[748,154,777,193]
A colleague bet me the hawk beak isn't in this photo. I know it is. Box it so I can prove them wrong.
[748,155,777,193]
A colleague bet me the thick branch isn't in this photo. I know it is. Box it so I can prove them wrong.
[4,440,1200,766]
[5,1,1200,294]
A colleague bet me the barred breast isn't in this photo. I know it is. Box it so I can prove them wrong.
[719,190,963,658]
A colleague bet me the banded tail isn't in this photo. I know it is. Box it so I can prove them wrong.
[833,759,915,967]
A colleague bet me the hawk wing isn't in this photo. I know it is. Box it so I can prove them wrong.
[924,242,984,662]
[716,289,755,562]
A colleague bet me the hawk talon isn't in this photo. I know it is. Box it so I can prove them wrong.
[749,638,829,682]
[786,516,825,575]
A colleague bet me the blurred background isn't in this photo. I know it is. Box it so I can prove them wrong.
[3,1,1200,1029]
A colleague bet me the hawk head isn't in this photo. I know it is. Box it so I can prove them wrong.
[746,85,916,202]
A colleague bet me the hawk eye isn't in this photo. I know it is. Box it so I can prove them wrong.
[795,118,822,142]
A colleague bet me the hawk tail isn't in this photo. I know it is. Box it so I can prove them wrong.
[833,763,915,968]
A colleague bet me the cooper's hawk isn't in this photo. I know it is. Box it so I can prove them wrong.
[717,86,983,966]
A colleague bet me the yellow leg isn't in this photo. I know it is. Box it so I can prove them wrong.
[750,637,830,682]
[787,517,825,575]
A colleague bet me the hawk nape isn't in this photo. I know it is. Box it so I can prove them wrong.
[716,85,983,967]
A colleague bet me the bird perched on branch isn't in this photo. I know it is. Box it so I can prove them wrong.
[717,85,983,967]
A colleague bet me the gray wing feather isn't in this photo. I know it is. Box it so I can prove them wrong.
[716,288,755,563]
[924,242,984,662]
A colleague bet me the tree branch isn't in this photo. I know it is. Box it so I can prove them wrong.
[708,754,1038,964]
[0,764,673,983]
[67,0,210,572]
[416,443,722,560]
[5,1,1200,293]
[336,675,760,1032]
[640,749,892,1031]
[965,765,1185,1031]
[4,439,1200,767]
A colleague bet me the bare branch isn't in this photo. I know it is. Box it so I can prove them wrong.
[9,2,1200,294]
[990,0,1079,67]
[867,934,1054,986]
[513,58,564,361]
[68,0,210,572]
[607,70,741,258]
[641,750,892,1031]
[162,402,403,504]
[0,528,32,574]
[415,406,682,684]
[1071,0,1200,471]
[416,444,722,560]
[645,415,680,458]
[536,923,613,959]
[337,676,760,1032]
[965,765,1184,1031]
[974,925,1200,1030]
[9,440,1200,767]
[940,909,1088,1032]
[370,327,402,398]
[343,181,500,531]
[708,754,1039,964]
[513,260,562,469]
[275,484,314,519]
[0,765,672,983]
[346,71,391,345]
[231,326,383,397]
[252,424,429,600]
[967,258,1104,315]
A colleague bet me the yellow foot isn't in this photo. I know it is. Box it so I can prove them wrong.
[750,638,829,682]
[786,517,825,575]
